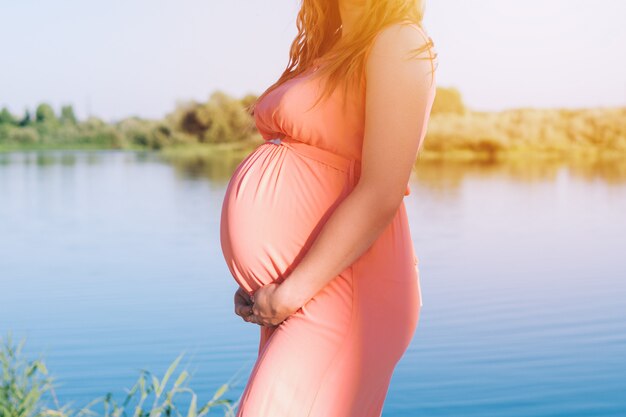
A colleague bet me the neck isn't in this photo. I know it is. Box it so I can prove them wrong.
[337,0,365,38]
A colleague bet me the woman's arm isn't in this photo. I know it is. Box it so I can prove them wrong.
[250,23,437,327]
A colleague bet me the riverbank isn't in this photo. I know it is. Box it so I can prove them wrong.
[2,91,624,162]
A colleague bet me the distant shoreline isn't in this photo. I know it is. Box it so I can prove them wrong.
[2,89,624,162]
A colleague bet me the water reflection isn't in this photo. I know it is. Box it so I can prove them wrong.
[413,156,626,186]
[161,147,626,185]
[2,148,625,185]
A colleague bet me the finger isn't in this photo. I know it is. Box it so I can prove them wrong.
[234,295,245,314]
[237,287,253,303]
[236,299,250,312]
[235,289,251,306]
[237,305,253,319]
[234,293,254,317]
[241,289,253,304]
[242,305,253,317]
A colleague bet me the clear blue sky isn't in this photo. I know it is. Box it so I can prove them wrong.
[1,0,624,122]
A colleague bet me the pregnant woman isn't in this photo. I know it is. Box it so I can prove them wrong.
[220,0,437,415]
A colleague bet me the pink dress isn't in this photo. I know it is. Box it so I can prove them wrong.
[220,22,436,417]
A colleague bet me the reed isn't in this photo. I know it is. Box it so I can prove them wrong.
[0,332,241,417]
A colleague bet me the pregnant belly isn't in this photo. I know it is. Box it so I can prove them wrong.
[220,138,357,295]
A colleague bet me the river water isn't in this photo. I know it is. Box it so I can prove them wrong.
[1,150,624,416]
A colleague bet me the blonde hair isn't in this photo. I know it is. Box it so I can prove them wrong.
[251,0,438,115]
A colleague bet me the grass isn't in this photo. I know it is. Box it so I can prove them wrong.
[0,333,242,417]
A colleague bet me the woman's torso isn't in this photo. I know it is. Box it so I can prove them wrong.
[220,21,432,294]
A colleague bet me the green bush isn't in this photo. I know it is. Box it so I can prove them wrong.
[7,126,40,144]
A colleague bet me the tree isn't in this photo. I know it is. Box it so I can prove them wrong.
[18,110,31,127]
[35,103,57,124]
[0,107,17,125]
[177,91,255,143]
[60,104,77,125]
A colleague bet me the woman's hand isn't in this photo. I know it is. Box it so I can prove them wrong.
[248,282,300,328]
[234,286,255,324]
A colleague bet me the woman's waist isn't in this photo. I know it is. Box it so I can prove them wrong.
[265,135,360,186]
[264,136,410,196]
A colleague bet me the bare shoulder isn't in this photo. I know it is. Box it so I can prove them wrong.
[367,21,434,62]
[365,21,437,89]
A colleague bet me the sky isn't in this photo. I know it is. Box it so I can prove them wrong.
[1,0,624,123]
